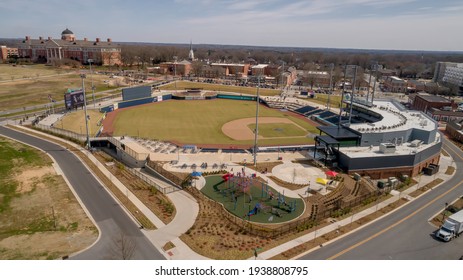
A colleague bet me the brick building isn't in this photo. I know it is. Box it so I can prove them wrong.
[17,28,121,66]
[0,46,19,62]
[159,60,192,76]
[409,93,453,112]
[383,76,407,92]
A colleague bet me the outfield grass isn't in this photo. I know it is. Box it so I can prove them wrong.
[305,94,343,109]
[0,64,120,111]
[159,81,282,96]
[113,99,317,146]
[59,109,105,136]
[248,123,307,138]
[201,175,304,223]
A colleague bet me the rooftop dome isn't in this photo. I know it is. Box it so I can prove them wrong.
[61,28,74,35]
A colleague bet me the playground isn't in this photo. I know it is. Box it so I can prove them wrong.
[201,174,304,224]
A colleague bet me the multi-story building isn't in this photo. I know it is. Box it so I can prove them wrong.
[442,64,463,94]
[433,61,459,83]
[17,28,121,66]
[383,76,406,92]
[299,70,331,88]
[0,46,19,62]
[159,60,192,76]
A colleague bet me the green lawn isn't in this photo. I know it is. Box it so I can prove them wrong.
[306,94,343,109]
[112,99,317,146]
[248,123,307,138]
[201,175,304,223]
[159,81,282,96]
[59,109,105,136]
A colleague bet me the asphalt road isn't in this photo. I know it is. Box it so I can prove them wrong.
[300,138,463,260]
[0,126,165,260]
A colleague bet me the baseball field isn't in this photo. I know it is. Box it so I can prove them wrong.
[103,99,319,147]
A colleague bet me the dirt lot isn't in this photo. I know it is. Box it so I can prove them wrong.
[0,137,97,259]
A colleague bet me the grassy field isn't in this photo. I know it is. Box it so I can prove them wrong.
[0,64,120,111]
[0,137,50,212]
[201,175,304,223]
[159,81,282,96]
[59,109,105,136]
[0,137,97,259]
[303,94,343,109]
[248,123,307,138]
[112,99,318,146]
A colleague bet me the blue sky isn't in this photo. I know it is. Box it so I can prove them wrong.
[1,0,462,51]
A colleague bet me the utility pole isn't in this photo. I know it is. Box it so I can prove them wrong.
[81,74,90,149]
[253,76,260,167]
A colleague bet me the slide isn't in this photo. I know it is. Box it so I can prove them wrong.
[247,206,258,216]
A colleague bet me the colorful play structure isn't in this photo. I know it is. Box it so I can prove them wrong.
[217,172,298,220]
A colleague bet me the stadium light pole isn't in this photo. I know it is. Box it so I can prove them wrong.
[88,59,96,108]
[327,63,334,110]
[173,56,178,92]
[253,75,261,167]
[81,74,90,149]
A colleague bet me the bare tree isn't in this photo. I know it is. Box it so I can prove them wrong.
[110,231,136,260]
[191,61,204,77]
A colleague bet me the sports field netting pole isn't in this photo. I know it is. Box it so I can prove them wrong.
[88,59,96,108]
[253,76,260,166]
[81,74,90,149]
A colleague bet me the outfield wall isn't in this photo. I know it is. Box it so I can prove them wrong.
[100,94,172,113]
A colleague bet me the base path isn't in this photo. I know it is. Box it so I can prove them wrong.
[222,117,302,141]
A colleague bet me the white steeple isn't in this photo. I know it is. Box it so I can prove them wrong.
[188,40,195,61]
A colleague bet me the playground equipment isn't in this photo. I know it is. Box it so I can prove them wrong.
[214,172,298,218]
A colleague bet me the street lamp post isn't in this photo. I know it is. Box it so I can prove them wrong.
[80,74,90,149]
[88,59,96,108]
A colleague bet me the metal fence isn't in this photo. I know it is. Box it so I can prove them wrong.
[146,160,187,187]
[127,167,179,194]
[34,123,86,142]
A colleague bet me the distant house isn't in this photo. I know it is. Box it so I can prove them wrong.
[383,76,406,93]
[159,60,192,76]
[406,80,426,93]
[378,69,397,80]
